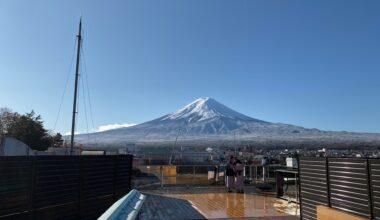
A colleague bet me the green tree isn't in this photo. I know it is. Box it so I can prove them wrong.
[5,110,52,151]
[52,132,64,147]
[0,108,18,136]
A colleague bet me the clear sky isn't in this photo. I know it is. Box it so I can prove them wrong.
[1,0,380,134]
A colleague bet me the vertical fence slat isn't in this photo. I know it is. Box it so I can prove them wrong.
[29,157,36,220]
[113,156,117,202]
[326,157,331,208]
[78,156,83,220]
[367,159,374,219]
[369,159,380,219]
[0,155,133,220]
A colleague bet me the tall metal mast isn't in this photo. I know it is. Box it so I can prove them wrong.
[70,18,82,155]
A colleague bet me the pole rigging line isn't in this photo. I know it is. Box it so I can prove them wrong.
[80,43,96,134]
[53,39,77,132]
[80,66,90,142]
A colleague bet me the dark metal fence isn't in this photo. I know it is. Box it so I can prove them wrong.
[299,157,378,220]
[0,155,133,220]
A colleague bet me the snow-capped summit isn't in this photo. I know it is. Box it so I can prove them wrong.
[161,97,252,122]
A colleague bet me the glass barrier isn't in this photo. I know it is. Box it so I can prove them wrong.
[133,164,286,188]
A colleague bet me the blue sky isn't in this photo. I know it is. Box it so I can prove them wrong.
[1,0,380,134]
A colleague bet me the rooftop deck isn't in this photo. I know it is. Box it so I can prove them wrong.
[140,187,299,220]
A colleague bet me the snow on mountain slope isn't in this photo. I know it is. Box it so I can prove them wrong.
[123,97,275,135]
[73,97,380,146]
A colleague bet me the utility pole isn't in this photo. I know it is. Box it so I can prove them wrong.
[70,18,82,155]
[169,128,181,165]
[234,131,237,156]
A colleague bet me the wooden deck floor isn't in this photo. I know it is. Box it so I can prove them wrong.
[140,187,299,220]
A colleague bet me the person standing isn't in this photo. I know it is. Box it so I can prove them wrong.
[226,156,236,192]
[213,164,218,183]
[235,158,244,193]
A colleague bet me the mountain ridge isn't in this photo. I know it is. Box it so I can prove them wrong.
[73,97,380,147]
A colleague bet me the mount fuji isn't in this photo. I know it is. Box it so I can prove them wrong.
[75,97,380,147]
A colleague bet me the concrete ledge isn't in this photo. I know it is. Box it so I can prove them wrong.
[98,189,146,220]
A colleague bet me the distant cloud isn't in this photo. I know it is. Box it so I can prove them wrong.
[63,131,82,136]
[97,123,137,132]
[63,123,137,135]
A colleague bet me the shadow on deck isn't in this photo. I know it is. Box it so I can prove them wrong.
[140,194,206,220]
